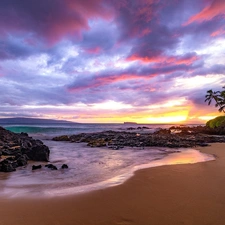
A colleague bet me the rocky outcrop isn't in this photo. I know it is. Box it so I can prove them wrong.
[157,125,225,135]
[0,126,50,172]
[126,126,150,131]
[52,126,225,149]
[52,135,70,141]
[87,138,107,147]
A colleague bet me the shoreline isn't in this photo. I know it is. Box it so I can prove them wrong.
[1,143,225,224]
[0,145,214,199]
[43,147,215,198]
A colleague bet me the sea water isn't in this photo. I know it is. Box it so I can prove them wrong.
[0,123,214,198]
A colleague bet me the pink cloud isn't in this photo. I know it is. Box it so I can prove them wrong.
[97,73,150,83]
[211,26,225,36]
[67,59,195,93]
[127,53,200,65]
[0,0,114,45]
[139,28,152,37]
[185,0,225,25]
[67,73,155,92]
[84,46,102,54]
[42,0,114,44]
[166,54,200,65]
[127,55,162,63]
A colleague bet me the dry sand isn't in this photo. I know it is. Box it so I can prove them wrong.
[1,143,225,225]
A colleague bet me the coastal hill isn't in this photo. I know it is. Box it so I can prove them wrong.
[0,117,77,125]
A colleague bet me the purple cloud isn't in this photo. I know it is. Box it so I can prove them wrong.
[0,0,225,122]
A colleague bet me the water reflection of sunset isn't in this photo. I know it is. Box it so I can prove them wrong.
[156,149,215,165]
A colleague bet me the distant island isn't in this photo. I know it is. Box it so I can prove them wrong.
[0,117,77,125]
[124,122,137,125]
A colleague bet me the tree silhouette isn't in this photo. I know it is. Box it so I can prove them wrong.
[205,87,225,113]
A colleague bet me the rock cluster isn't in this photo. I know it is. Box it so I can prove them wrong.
[0,126,50,172]
[53,126,225,149]
[166,125,225,135]
[126,126,150,130]
[31,163,69,171]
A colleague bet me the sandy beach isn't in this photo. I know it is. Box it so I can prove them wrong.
[1,143,225,225]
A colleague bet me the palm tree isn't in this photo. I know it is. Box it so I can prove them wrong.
[205,87,225,113]
[219,88,225,112]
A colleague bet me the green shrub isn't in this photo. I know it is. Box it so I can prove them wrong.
[206,116,225,128]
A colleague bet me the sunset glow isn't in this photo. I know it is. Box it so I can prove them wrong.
[0,0,225,123]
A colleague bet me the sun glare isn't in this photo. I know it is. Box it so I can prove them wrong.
[147,115,187,124]
[146,110,188,124]
[198,116,217,121]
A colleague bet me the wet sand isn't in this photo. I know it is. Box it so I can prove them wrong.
[1,143,225,225]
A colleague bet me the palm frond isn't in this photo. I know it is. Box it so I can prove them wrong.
[205,87,225,114]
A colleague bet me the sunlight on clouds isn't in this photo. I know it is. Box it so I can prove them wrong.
[90,100,133,110]
[22,103,87,110]
[19,102,213,124]
[4,54,68,79]
[16,54,49,72]
[147,98,187,109]
[114,56,135,69]
[61,45,79,62]
[22,101,133,111]
[195,39,225,66]
[175,75,223,89]
[81,54,134,74]
[198,116,217,121]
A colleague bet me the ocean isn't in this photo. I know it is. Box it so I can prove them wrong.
[0,123,214,198]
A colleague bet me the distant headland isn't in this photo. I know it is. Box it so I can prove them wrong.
[0,117,77,125]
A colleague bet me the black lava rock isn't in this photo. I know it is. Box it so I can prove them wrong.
[0,159,16,172]
[16,155,28,167]
[45,164,57,170]
[32,165,42,170]
[61,164,69,169]
[23,144,50,162]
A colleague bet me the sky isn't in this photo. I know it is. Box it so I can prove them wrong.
[0,0,225,124]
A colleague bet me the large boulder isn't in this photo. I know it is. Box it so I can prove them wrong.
[22,144,50,161]
[0,159,16,172]
[0,126,50,172]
